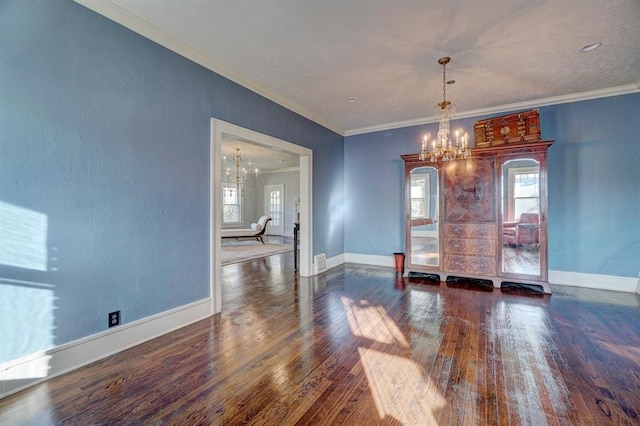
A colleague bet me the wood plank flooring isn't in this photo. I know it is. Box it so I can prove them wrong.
[1,251,640,425]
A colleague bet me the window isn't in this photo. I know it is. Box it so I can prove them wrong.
[222,183,241,224]
[511,168,539,219]
[410,175,430,218]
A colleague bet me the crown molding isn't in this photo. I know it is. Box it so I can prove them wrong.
[345,84,639,137]
[73,0,345,135]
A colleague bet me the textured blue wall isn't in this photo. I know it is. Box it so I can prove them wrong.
[542,96,640,276]
[0,0,343,360]
[345,93,640,279]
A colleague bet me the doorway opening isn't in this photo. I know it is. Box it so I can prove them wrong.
[210,119,313,314]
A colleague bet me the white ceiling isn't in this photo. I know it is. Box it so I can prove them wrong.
[78,0,639,137]
[221,133,300,173]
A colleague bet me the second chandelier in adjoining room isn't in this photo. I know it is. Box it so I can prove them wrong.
[224,148,258,197]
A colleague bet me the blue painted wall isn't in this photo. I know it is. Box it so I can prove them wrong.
[0,0,343,361]
[542,96,640,276]
[345,93,640,280]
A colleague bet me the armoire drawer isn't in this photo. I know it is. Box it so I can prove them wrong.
[445,254,496,276]
[445,238,496,256]
[445,223,496,240]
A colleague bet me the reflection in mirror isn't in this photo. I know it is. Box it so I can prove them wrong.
[410,167,439,266]
[501,159,540,276]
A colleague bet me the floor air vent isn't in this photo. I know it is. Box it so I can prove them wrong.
[314,253,326,273]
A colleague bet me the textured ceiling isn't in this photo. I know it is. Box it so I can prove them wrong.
[221,134,300,173]
[78,0,640,136]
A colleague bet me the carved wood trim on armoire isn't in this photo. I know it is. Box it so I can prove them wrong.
[402,110,553,293]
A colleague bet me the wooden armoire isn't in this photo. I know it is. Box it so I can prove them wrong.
[402,110,553,293]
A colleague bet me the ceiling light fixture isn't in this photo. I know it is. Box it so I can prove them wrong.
[419,57,470,162]
[223,148,258,197]
[580,42,601,52]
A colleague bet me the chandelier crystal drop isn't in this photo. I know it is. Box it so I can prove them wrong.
[223,148,258,197]
[419,57,471,162]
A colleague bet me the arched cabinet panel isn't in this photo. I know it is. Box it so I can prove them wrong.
[403,164,442,272]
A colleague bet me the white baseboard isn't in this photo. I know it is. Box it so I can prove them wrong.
[548,271,638,293]
[341,252,639,293]
[344,253,394,267]
[325,253,345,271]
[1,298,213,399]
[326,253,392,270]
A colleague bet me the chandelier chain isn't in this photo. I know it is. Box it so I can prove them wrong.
[442,59,447,106]
[419,57,470,162]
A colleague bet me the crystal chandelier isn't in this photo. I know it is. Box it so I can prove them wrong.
[223,148,258,197]
[419,57,470,162]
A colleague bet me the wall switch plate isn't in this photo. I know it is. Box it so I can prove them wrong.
[108,310,120,328]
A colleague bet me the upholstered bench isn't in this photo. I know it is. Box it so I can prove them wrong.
[221,215,272,244]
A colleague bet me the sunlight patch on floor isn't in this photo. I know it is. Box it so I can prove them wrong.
[341,296,408,347]
[358,347,446,423]
[342,296,445,423]
[0,383,53,424]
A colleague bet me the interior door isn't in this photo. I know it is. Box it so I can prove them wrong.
[264,184,284,235]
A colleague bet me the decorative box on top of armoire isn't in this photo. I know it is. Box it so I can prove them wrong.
[402,109,553,293]
[473,109,541,148]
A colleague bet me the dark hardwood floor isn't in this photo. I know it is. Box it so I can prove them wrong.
[2,251,640,425]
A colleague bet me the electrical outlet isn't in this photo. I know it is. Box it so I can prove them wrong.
[108,310,120,328]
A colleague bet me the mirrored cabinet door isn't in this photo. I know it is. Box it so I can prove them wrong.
[499,155,548,281]
[407,166,440,269]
